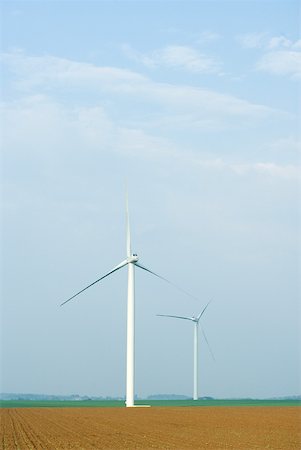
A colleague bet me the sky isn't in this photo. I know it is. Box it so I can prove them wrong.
[1,0,300,400]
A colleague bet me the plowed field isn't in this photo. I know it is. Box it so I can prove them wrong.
[1,407,300,449]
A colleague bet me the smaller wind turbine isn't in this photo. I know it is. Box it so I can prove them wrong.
[157,301,214,401]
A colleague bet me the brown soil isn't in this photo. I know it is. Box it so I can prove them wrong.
[1,407,300,449]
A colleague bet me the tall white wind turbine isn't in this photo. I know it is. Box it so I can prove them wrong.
[157,301,214,401]
[60,193,195,407]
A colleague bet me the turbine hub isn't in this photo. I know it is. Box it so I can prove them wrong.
[127,253,139,263]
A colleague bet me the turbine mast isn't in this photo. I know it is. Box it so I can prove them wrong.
[193,321,198,401]
[126,190,135,407]
[126,260,135,407]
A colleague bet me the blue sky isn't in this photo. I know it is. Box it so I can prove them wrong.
[1,0,300,399]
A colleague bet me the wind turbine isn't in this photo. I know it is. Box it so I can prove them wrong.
[157,301,214,401]
[60,193,195,407]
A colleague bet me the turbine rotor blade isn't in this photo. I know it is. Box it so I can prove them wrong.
[200,325,215,361]
[60,259,128,307]
[126,189,131,258]
[157,314,194,321]
[135,263,199,301]
[197,299,213,321]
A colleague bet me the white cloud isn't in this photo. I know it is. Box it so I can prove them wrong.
[267,36,292,50]
[2,52,296,184]
[2,51,277,126]
[230,161,299,178]
[257,50,301,79]
[251,162,300,178]
[147,82,273,119]
[238,34,301,79]
[122,44,220,74]
[121,44,156,68]
[1,51,147,91]
[239,33,297,51]
[152,45,220,73]
[193,157,300,179]
[264,136,301,154]
[1,95,174,162]
[2,96,298,180]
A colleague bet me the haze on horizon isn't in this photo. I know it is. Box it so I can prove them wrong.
[1,0,300,400]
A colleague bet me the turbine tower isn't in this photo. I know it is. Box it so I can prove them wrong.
[157,301,214,401]
[60,192,195,407]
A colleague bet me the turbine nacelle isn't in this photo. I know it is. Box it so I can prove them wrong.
[127,254,139,263]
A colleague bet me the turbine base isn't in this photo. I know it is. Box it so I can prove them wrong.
[125,404,151,408]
